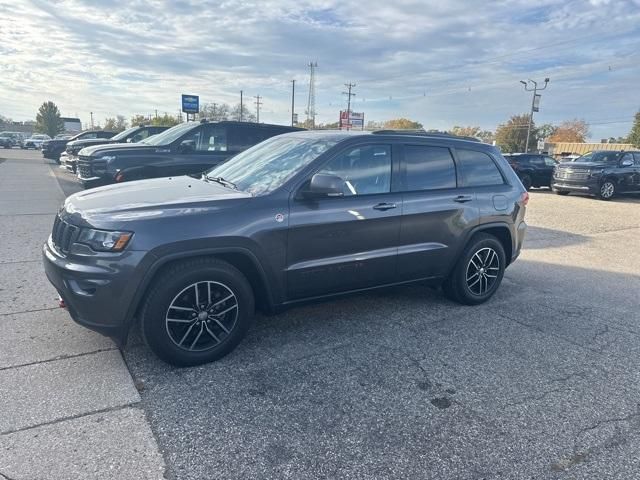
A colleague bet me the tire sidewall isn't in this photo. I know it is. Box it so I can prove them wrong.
[142,262,254,366]
[454,236,506,305]
[599,180,615,200]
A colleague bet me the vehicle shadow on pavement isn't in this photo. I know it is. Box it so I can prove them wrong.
[523,226,588,249]
[123,258,640,480]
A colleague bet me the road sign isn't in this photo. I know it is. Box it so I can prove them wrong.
[339,110,364,129]
[181,94,199,114]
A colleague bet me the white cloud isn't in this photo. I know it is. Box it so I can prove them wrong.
[0,0,639,139]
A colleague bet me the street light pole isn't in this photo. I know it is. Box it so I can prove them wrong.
[291,80,295,127]
[520,78,549,153]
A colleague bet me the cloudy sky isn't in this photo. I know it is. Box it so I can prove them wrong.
[1,0,639,139]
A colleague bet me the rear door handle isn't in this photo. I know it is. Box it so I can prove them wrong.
[453,195,473,203]
[373,202,397,211]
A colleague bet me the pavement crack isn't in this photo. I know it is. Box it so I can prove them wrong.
[0,347,117,372]
[0,470,17,480]
[0,403,140,436]
[0,306,60,317]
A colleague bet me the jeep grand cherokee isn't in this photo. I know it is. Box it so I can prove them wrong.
[43,130,528,366]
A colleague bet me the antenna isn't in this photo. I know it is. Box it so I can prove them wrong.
[305,61,318,128]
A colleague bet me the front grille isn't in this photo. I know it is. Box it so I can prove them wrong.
[52,215,79,254]
[555,169,590,180]
[77,155,92,178]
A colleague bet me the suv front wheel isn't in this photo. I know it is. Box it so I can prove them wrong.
[141,258,255,366]
[598,180,616,200]
[442,233,506,305]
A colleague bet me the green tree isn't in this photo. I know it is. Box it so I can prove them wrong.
[35,101,64,137]
[495,114,537,153]
[628,110,640,148]
[537,123,557,141]
[451,125,481,137]
[383,118,423,130]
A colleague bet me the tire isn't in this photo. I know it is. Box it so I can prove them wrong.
[598,180,616,200]
[554,189,570,196]
[520,175,532,191]
[141,257,255,366]
[442,233,506,305]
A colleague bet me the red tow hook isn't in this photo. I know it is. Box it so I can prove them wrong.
[58,295,66,309]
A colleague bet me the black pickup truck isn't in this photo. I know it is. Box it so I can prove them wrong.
[64,125,169,173]
[77,120,303,187]
[42,130,116,162]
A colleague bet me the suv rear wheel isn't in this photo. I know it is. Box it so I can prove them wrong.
[519,174,532,191]
[141,258,254,366]
[442,233,506,305]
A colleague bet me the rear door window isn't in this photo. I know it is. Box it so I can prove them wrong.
[457,149,505,187]
[402,145,456,191]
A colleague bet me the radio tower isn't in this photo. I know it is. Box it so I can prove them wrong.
[305,61,318,129]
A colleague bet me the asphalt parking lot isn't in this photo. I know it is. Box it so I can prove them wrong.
[2,148,640,479]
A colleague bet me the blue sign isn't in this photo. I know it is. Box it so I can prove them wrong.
[181,94,199,114]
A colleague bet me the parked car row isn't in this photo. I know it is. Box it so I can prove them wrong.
[57,120,302,187]
[504,150,640,200]
[43,130,116,161]
[0,131,55,149]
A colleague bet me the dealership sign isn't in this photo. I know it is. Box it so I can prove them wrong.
[339,110,364,129]
[181,94,200,114]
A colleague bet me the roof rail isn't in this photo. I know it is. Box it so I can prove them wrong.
[371,129,481,142]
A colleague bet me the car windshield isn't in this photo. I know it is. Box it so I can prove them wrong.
[111,126,140,141]
[575,151,620,163]
[143,122,194,146]
[205,135,338,196]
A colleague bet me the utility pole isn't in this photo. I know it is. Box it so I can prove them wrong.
[305,62,318,128]
[239,90,243,122]
[254,95,262,123]
[212,103,217,121]
[290,80,296,127]
[342,83,356,130]
[520,78,549,153]
[155,109,158,120]
[90,112,94,129]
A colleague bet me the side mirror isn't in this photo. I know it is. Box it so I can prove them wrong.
[621,159,633,167]
[302,173,344,198]
[178,139,195,153]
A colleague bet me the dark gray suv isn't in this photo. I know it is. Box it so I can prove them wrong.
[43,130,528,366]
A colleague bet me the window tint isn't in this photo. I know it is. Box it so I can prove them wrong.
[318,144,391,196]
[83,132,98,139]
[620,153,634,164]
[403,145,456,191]
[543,156,557,166]
[529,156,544,166]
[181,125,228,152]
[634,153,640,165]
[228,126,270,151]
[130,128,151,143]
[457,149,504,187]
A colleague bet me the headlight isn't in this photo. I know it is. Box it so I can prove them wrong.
[76,228,132,252]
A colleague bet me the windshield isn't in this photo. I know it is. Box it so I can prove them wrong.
[575,151,620,163]
[205,135,338,196]
[111,126,140,141]
[144,122,194,146]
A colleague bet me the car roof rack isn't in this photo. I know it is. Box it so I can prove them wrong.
[371,129,480,142]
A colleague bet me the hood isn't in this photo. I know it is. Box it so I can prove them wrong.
[80,142,157,157]
[63,175,251,226]
[68,138,115,149]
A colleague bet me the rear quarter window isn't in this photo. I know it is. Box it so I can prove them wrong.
[457,149,505,187]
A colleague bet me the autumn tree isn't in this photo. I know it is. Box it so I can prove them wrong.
[383,118,423,130]
[131,114,150,126]
[451,125,480,137]
[104,115,128,132]
[548,119,590,143]
[495,114,536,153]
[151,113,181,127]
[537,123,557,141]
[35,101,64,137]
[628,110,640,148]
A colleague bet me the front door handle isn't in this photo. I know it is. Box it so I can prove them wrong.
[453,195,473,203]
[373,202,397,211]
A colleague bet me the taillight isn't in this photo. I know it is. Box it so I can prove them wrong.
[520,192,529,206]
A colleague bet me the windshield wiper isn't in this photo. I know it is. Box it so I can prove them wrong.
[204,174,238,190]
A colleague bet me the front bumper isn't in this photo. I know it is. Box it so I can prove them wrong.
[42,237,149,344]
[552,177,599,194]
